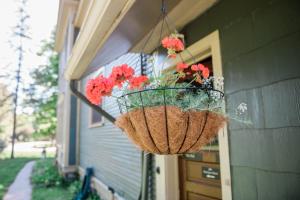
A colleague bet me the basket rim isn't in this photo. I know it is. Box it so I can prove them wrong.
[117,86,224,99]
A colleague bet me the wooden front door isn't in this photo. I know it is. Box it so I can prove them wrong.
[179,148,222,200]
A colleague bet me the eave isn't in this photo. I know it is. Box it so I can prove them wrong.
[64,0,136,80]
[54,0,78,52]
[73,0,92,28]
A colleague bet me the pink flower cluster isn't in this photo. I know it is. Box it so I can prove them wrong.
[86,75,114,105]
[161,36,184,52]
[161,33,210,81]
[128,76,149,90]
[86,64,149,105]
[191,64,210,79]
[109,64,134,88]
[176,62,210,83]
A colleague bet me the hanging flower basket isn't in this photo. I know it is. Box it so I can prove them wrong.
[83,1,248,155]
[115,88,226,154]
[84,33,229,154]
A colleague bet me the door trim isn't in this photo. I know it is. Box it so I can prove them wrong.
[155,30,232,200]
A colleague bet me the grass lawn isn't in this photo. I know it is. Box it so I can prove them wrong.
[32,186,73,200]
[0,157,35,199]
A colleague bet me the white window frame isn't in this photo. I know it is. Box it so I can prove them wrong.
[88,107,105,128]
[155,30,232,200]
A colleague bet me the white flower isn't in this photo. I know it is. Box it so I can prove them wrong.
[214,77,224,90]
[236,102,247,115]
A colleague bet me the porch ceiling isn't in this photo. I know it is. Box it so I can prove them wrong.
[89,0,218,69]
[65,0,218,80]
[88,0,180,68]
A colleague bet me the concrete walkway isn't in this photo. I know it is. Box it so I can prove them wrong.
[3,161,35,200]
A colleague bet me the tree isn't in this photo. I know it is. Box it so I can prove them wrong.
[10,0,31,158]
[25,32,59,140]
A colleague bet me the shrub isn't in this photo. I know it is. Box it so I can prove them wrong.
[31,158,63,187]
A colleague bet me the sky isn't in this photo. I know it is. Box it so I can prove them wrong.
[0,0,59,113]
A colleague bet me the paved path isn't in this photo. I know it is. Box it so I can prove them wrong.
[3,161,35,200]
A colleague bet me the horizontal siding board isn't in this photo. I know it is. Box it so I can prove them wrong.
[227,78,300,130]
[231,166,300,200]
[262,78,300,128]
[79,53,142,200]
[231,166,258,200]
[230,127,300,173]
[255,168,300,200]
[224,30,300,94]
[252,0,300,48]
[226,87,265,130]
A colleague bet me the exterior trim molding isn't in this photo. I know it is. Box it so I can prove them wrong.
[55,0,78,52]
[88,107,105,128]
[156,30,232,200]
[64,0,136,80]
[74,0,92,28]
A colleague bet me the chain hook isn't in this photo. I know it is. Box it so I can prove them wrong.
[161,0,166,14]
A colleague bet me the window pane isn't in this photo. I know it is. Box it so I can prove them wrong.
[91,109,102,124]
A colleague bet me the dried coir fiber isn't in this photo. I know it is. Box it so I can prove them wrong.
[115,105,227,154]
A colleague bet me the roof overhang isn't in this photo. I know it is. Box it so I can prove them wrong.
[73,0,92,28]
[54,0,78,52]
[63,0,218,80]
[64,0,136,80]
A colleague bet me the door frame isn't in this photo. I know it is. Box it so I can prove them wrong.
[155,30,232,200]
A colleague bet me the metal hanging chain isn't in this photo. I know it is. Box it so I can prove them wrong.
[137,0,200,73]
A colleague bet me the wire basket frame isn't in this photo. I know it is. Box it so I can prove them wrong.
[115,87,226,154]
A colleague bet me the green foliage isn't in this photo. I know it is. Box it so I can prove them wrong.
[116,60,226,115]
[67,180,81,195]
[31,158,63,187]
[31,158,101,200]
[88,192,101,200]
[68,180,101,200]
[25,31,59,139]
[121,84,224,114]
[31,158,73,200]
[32,186,73,200]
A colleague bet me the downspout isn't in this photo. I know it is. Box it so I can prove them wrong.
[69,80,115,123]
[69,79,149,200]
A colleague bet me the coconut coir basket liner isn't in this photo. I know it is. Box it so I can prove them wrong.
[115,105,226,154]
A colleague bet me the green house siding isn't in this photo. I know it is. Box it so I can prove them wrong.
[79,53,142,200]
[182,0,300,199]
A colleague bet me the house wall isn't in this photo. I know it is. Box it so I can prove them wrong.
[56,13,78,171]
[182,0,300,199]
[79,53,143,200]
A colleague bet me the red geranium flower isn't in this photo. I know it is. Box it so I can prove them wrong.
[202,67,210,79]
[110,64,134,88]
[191,63,210,79]
[161,36,184,52]
[176,62,189,72]
[191,64,205,71]
[86,75,114,105]
[128,75,149,90]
